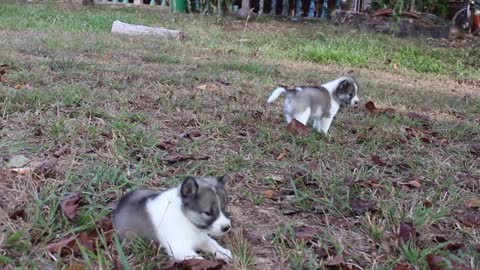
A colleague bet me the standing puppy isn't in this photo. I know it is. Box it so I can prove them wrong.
[267,76,360,134]
[112,176,232,262]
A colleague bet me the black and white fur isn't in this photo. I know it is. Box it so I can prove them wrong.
[112,176,232,261]
[267,76,360,134]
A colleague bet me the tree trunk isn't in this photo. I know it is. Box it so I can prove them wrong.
[259,0,264,15]
[234,0,251,19]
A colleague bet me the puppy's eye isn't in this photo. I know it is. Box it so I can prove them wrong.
[202,211,212,216]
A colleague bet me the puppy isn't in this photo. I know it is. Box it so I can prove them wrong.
[267,76,360,134]
[112,176,232,262]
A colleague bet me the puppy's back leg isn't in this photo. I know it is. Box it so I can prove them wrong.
[319,116,334,134]
[293,108,311,126]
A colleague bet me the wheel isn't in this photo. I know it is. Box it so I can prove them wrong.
[452,7,471,31]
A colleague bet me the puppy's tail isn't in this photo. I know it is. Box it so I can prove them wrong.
[267,87,287,103]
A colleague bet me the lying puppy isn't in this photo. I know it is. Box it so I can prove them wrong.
[112,176,232,262]
[267,76,360,134]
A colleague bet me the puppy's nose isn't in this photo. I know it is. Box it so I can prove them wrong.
[354,100,359,105]
[221,225,231,233]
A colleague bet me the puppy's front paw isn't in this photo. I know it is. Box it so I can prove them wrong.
[215,248,233,262]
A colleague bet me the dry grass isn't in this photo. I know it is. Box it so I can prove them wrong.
[1,2,479,270]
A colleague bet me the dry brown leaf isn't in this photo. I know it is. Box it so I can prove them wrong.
[371,155,387,166]
[464,198,480,208]
[60,193,81,221]
[46,235,77,253]
[405,112,432,122]
[196,83,219,91]
[470,143,480,156]
[294,226,318,241]
[10,167,34,175]
[365,101,395,114]
[399,222,416,243]
[103,51,112,61]
[67,263,86,270]
[350,198,377,215]
[263,189,274,199]
[275,149,288,160]
[156,140,176,151]
[163,155,209,164]
[426,254,446,270]
[394,263,411,270]
[9,209,26,220]
[180,130,202,140]
[325,255,344,266]
[398,180,422,188]
[161,259,225,270]
[286,119,309,136]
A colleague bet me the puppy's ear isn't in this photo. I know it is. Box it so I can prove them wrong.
[181,177,198,199]
[337,80,350,94]
[216,175,228,186]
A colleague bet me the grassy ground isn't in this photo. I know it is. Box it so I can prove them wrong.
[1,2,479,270]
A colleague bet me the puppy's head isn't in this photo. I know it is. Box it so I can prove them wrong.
[334,77,360,106]
[180,176,231,237]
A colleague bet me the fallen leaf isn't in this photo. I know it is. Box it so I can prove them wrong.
[405,112,432,122]
[39,157,58,174]
[6,155,29,168]
[161,258,225,270]
[350,198,377,215]
[281,207,303,216]
[103,51,112,61]
[306,161,317,171]
[294,226,318,241]
[9,209,26,220]
[394,262,411,270]
[445,242,465,252]
[10,167,34,175]
[275,149,288,160]
[54,145,70,157]
[399,222,416,243]
[357,178,383,189]
[393,63,398,69]
[245,232,264,244]
[344,176,354,186]
[163,155,209,164]
[474,244,480,253]
[113,258,126,270]
[46,235,77,253]
[365,101,395,114]
[459,210,480,227]
[60,193,81,221]
[371,155,387,166]
[325,255,343,266]
[426,254,446,270]
[196,83,219,91]
[15,83,22,90]
[398,180,421,188]
[464,198,480,208]
[179,130,202,140]
[263,189,274,199]
[215,79,231,86]
[156,140,175,151]
[470,143,480,156]
[77,232,95,252]
[286,119,309,136]
[314,247,332,259]
[67,263,86,270]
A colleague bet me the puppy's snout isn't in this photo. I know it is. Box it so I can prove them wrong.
[221,225,231,233]
[353,100,359,105]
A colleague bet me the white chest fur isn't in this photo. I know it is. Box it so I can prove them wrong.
[145,188,232,261]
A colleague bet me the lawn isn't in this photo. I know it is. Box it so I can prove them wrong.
[0,1,479,270]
